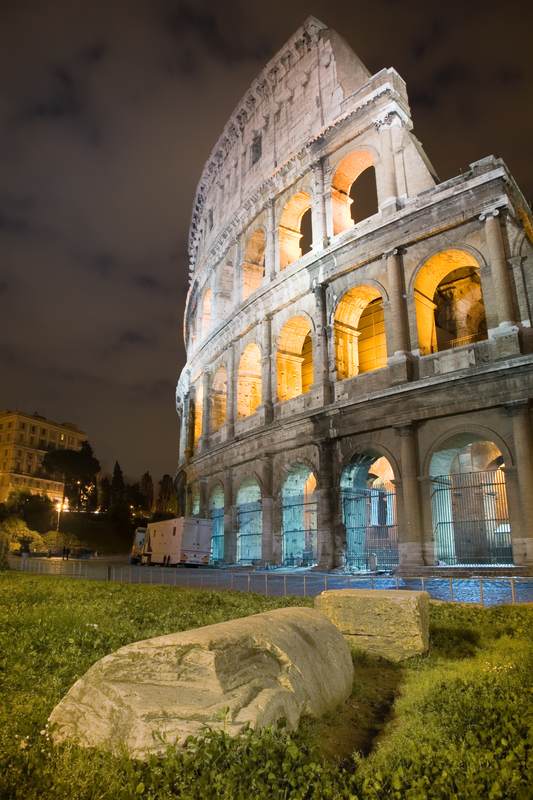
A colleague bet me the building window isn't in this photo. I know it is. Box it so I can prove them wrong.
[26,465,31,474]
[21,422,26,430]
[30,425,35,433]
[8,422,12,429]
[40,428,45,435]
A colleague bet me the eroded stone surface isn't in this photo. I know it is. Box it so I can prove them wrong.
[49,607,353,758]
[315,589,429,661]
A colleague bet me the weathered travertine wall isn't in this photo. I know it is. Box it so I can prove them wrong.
[176,17,533,573]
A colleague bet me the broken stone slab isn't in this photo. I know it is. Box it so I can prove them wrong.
[49,607,353,758]
[315,588,429,661]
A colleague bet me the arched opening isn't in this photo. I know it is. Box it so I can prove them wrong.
[218,262,234,318]
[414,250,488,355]
[243,230,265,300]
[341,453,398,571]
[279,191,312,269]
[236,476,262,564]
[208,485,224,563]
[210,366,227,432]
[193,384,203,447]
[430,434,511,565]
[331,151,375,235]
[334,286,387,379]
[237,343,262,418]
[282,464,317,566]
[277,316,313,401]
[201,289,211,339]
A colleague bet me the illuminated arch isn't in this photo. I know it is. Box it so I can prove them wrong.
[413,250,487,355]
[237,343,262,418]
[281,463,317,566]
[236,476,262,564]
[208,484,225,562]
[277,316,313,401]
[193,384,203,447]
[243,229,265,300]
[201,289,211,339]
[331,150,376,235]
[210,365,227,432]
[279,191,312,269]
[334,286,387,379]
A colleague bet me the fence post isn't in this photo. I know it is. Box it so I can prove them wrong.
[284,575,287,597]
[231,573,234,591]
[421,577,425,592]
[265,574,268,597]
[150,569,153,586]
[201,570,204,590]
[479,578,484,607]
[216,571,218,588]
[303,576,307,598]
[248,573,250,594]
[325,576,328,592]
[511,578,515,604]
[174,570,176,587]
[347,577,350,589]
[187,570,190,590]
[162,568,165,586]
[370,577,374,590]
[395,576,399,590]
[139,567,142,584]
[449,577,454,603]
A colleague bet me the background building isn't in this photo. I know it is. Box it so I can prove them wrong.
[0,410,87,504]
[176,18,533,573]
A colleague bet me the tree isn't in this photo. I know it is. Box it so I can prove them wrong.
[109,461,132,542]
[5,488,55,533]
[110,461,126,507]
[42,441,100,511]
[98,476,111,512]
[140,471,154,511]
[157,474,176,514]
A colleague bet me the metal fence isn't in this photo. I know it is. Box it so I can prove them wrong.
[9,556,533,607]
[282,494,317,566]
[236,501,262,564]
[431,470,512,565]
[342,483,398,571]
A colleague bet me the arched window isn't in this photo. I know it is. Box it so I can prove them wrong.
[282,464,317,566]
[202,289,211,339]
[210,366,227,433]
[243,230,265,300]
[279,191,312,269]
[209,485,224,562]
[237,344,262,418]
[331,151,376,235]
[193,384,203,447]
[277,316,313,401]
[414,250,487,355]
[334,286,387,379]
[429,435,511,565]
[236,476,262,564]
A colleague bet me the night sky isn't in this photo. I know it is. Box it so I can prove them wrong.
[1,0,532,482]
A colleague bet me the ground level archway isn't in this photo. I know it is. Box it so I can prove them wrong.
[341,453,398,571]
[208,485,224,562]
[236,477,262,564]
[281,464,317,566]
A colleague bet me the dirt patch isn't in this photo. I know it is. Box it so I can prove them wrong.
[307,663,403,768]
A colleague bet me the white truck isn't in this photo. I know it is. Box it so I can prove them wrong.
[131,527,148,563]
[142,517,213,567]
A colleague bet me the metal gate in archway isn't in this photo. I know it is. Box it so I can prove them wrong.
[236,501,262,564]
[210,507,224,563]
[342,482,398,571]
[431,470,512,565]
[282,494,317,566]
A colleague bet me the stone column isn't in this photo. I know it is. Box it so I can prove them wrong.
[384,248,413,384]
[178,391,190,465]
[395,423,424,568]
[265,200,276,281]
[260,454,274,563]
[508,256,531,326]
[315,439,338,570]
[223,468,236,564]
[259,316,273,424]
[198,367,211,452]
[199,477,208,519]
[505,401,533,567]
[481,210,515,327]
[222,344,235,441]
[312,283,333,405]
[311,159,328,251]
[376,118,398,212]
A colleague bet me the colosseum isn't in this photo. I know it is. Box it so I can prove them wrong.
[175,17,533,574]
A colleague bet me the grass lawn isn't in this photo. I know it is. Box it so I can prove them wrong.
[0,572,532,799]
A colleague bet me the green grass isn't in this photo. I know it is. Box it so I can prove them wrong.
[1,573,533,799]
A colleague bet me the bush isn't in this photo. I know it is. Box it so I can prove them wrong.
[0,532,9,569]
[0,517,45,552]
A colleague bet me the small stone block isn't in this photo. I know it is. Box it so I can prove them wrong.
[315,588,429,661]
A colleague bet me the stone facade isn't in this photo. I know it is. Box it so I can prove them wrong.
[176,17,533,572]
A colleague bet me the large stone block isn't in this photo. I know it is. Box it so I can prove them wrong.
[49,607,353,758]
[315,588,429,661]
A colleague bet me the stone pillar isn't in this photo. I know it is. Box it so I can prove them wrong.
[178,391,190,465]
[223,468,236,564]
[222,344,235,441]
[199,478,208,519]
[508,256,531,327]
[311,159,328,251]
[482,210,515,327]
[376,119,399,213]
[311,283,333,406]
[315,439,338,570]
[418,476,437,566]
[505,402,533,567]
[384,248,413,384]
[198,367,211,452]
[260,454,274,563]
[265,200,276,281]
[395,423,424,568]
[185,396,195,462]
[259,316,273,424]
